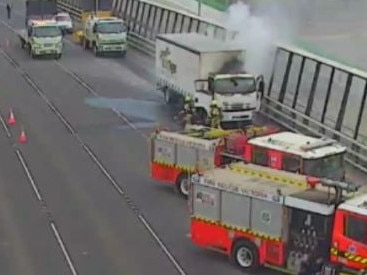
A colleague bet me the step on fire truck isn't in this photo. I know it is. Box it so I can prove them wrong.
[150,125,347,197]
[188,162,367,275]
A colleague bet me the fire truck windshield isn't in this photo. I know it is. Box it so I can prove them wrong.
[214,77,256,94]
[303,153,345,180]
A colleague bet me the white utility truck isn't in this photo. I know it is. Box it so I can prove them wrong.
[82,14,127,57]
[156,33,265,126]
[19,0,63,59]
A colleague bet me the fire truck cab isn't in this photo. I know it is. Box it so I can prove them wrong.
[189,162,365,275]
[243,132,347,181]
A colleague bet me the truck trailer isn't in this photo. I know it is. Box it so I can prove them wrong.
[155,33,265,127]
[189,163,366,275]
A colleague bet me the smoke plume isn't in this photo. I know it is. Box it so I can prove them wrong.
[224,0,299,75]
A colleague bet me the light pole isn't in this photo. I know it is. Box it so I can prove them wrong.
[198,0,201,16]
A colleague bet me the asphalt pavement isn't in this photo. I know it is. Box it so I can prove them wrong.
[0,112,70,275]
[0,2,365,275]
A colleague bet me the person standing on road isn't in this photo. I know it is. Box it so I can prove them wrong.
[6,3,11,19]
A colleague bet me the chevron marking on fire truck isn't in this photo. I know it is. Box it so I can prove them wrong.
[192,215,281,242]
[153,160,197,172]
[330,247,367,264]
[228,163,309,189]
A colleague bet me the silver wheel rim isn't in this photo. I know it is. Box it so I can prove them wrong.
[180,178,189,196]
[236,247,253,267]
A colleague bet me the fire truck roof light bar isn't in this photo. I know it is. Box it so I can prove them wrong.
[300,138,337,151]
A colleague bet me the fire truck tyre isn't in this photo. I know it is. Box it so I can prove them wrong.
[231,239,260,272]
[176,174,189,198]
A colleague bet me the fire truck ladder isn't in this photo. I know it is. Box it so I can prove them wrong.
[183,124,243,140]
[228,162,311,189]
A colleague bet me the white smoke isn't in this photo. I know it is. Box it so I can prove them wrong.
[224,0,299,75]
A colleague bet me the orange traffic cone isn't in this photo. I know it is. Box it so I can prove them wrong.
[18,127,27,144]
[7,109,16,126]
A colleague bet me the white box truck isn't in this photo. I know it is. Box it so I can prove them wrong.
[155,33,264,125]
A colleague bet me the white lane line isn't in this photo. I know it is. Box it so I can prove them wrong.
[15,149,43,202]
[0,112,12,138]
[138,214,187,275]
[54,61,149,139]
[50,222,79,275]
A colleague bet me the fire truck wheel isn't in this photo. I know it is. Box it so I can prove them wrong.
[176,174,189,198]
[231,239,259,272]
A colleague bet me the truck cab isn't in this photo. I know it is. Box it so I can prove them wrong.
[331,196,367,273]
[83,16,127,56]
[22,19,63,59]
[195,72,264,125]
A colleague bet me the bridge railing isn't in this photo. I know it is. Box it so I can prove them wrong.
[57,0,367,173]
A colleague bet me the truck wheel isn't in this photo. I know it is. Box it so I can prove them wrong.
[83,39,89,49]
[55,54,62,60]
[93,44,99,57]
[231,239,260,272]
[20,39,25,49]
[176,173,189,198]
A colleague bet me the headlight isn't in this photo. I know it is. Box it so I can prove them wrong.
[32,43,41,48]
[56,41,63,47]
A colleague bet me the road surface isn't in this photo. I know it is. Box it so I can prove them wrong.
[0,1,364,275]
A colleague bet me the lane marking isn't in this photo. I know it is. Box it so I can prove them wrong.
[50,222,79,275]
[0,111,12,138]
[15,149,43,202]
[54,61,149,139]
[14,145,79,275]
[0,36,187,275]
[138,215,186,275]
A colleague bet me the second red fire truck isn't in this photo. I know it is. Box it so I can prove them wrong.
[150,125,347,197]
[189,162,367,275]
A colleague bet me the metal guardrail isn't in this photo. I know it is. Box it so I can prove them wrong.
[57,1,367,174]
[56,0,82,20]
[128,33,155,56]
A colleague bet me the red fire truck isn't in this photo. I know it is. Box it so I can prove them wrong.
[189,162,366,275]
[150,125,347,197]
